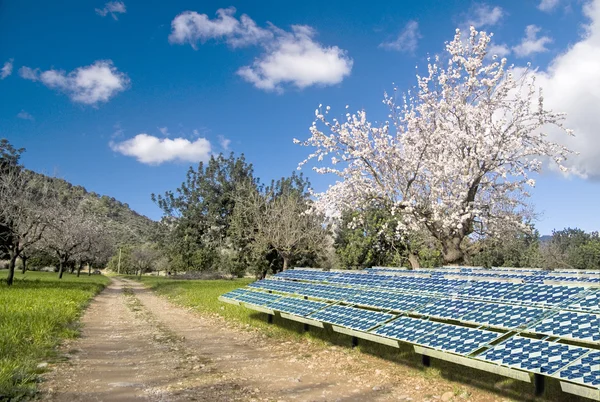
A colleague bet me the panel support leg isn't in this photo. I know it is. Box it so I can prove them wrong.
[351,336,358,348]
[303,323,309,332]
[422,354,431,367]
[267,314,273,324]
[534,374,545,396]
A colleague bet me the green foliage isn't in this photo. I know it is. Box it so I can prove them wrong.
[152,153,257,272]
[469,230,542,268]
[0,271,109,399]
[334,204,445,269]
[543,227,600,269]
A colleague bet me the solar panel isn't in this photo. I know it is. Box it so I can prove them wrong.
[456,281,522,300]
[297,284,360,301]
[556,351,600,388]
[248,279,310,294]
[372,316,446,343]
[527,311,600,344]
[220,288,253,300]
[273,269,336,282]
[235,290,282,306]
[460,303,546,329]
[345,290,433,312]
[566,289,600,313]
[478,336,589,375]
[416,325,501,355]
[266,297,328,317]
[416,299,487,320]
[502,283,586,306]
[309,305,395,331]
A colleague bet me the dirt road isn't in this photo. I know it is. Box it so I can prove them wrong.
[39,278,540,402]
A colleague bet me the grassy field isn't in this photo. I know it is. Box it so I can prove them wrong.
[0,270,110,399]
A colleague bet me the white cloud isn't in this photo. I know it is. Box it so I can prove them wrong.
[218,135,231,150]
[237,25,352,92]
[19,66,39,80]
[20,60,130,105]
[513,25,553,57]
[110,134,212,165]
[538,0,560,12]
[487,43,511,58]
[1,59,13,79]
[169,7,273,49]
[169,8,352,92]
[158,126,169,136]
[16,110,33,120]
[464,3,505,28]
[533,0,600,178]
[95,1,126,20]
[379,20,421,53]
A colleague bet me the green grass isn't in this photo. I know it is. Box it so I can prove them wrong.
[0,270,110,400]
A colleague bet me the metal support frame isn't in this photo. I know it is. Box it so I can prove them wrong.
[534,374,545,396]
[352,336,359,348]
[422,354,431,367]
[267,314,273,324]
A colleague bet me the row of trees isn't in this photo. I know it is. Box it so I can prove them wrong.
[0,139,155,285]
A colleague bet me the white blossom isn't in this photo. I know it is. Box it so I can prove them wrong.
[297,27,573,262]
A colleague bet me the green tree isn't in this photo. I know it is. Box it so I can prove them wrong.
[152,153,257,272]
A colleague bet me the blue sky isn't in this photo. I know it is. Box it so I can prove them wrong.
[1,0,599,235]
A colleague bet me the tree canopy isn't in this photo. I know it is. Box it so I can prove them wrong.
[297,27,574,264]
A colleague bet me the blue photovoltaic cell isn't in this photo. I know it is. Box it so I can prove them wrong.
[528,311,600,343]
[416,299,487,320]
[309,305,395,331]
[460,303,547,329]
[235,290,282,306]
[557,351,600,388]
[220,288,251,300]
[248,279,310,294]
[456,281,522,300]
[273,269,336,282]
[417,325,501,355]
[502,283,585,306]
[567,289,600,313]
[297,284,359,301]
[345,290,433,312]
[372,316,446,343]
[479,336,588,375]
[266,297,328,317]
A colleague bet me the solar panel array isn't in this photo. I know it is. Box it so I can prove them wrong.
[220,266,600,398]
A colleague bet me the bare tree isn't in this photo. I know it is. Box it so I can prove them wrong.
[44,201,98,279]
[234,182,328,273]
[0,169,54,285]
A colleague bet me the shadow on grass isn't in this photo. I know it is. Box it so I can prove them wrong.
[242,312,590,402]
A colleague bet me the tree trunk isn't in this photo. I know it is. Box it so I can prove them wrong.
[408,253,420,269]
[441,237,464,265]
[58,259,65,279]
[88,263,91,276]
[21,256,28,274]
[6,253,18,286]
[282,256,290,271]
[69,263,75,274]
[76,261,83,277]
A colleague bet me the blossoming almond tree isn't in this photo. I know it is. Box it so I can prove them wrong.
[297,27,574,264]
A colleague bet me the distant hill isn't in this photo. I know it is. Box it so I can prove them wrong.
[32,170,157,245]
